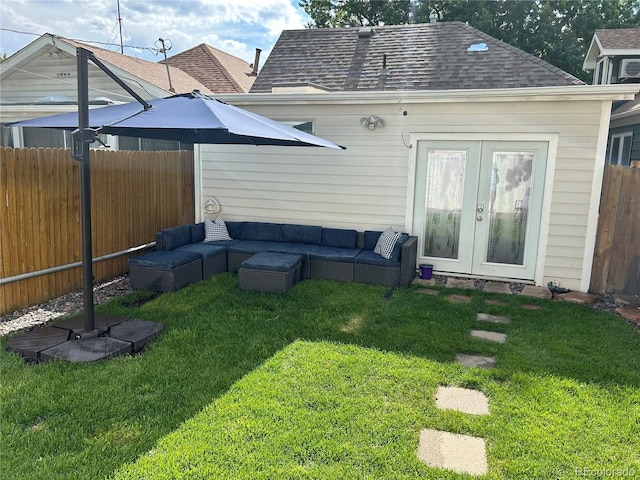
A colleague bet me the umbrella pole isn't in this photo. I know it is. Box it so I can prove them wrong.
[74,48,96,333]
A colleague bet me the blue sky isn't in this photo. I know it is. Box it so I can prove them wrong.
[0,0,310,64]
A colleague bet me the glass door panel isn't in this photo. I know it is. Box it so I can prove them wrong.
[423,150,466,259]
[486,151,533,265]
[472,141,547,279]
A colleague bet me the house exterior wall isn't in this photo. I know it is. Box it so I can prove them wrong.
[609,119,640,165]
[199,88,636,291]
[0,46,166,104]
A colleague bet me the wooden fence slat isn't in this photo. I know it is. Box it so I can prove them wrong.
[1,147,194,314]
[590,165,640,294]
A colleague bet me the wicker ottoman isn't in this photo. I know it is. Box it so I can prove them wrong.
[128,250,202,292]
[239,252,302,294]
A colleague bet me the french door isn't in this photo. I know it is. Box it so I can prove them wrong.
[412,140,548,280]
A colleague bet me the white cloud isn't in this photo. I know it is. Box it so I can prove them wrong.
[0,0,308,62]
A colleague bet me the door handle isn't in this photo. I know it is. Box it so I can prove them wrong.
[477,203,485,213]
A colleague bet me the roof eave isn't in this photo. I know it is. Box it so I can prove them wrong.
[217,85,640,106]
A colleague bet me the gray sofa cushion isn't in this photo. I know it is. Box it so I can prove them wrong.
[267,242,319,257]
[161,225,192,251]
[225,221,243,239]
[190,223,206,243]
[176,243,226,259]
[355,249,400,267]
[241,252,302,272]
[281,224,322,245]
[321,228,358,249]
[242,222,281,242]
[129,250,200,268]
[227,240,278,254]
[309,246,361,262]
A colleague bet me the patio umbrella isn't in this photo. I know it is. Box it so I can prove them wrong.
[9,47,344,335]
[11,89,345,149]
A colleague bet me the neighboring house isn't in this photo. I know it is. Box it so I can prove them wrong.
[0,33,213,150]
[163,43,259,94]
[199,22,637,292]
[583,28,640,167]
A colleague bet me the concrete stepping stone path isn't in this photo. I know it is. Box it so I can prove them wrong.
[448,294,472,303]
[455,353,496,368]
[483,281,512,294]
[477,312,510,324]
[417,429,488,476]
[470,329,508,343]
[435,386,490,415]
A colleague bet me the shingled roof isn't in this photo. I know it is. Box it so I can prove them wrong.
[64,37,212,95]
[250,21,584,93]
[594,28,640,51]
[164,44,256,93]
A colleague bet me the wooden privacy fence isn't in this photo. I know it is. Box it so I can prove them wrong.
[590,165,640,295]
[1,147,194,314]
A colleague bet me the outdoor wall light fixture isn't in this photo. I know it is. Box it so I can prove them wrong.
[360,115,384,130]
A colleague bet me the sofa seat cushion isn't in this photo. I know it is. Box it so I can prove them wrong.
[267,242,319,257]
[129,250,200,269]
[355,250,400,267]
[309,246,361,262]
[203,239,238,248]
[227,240,277,255]
[161,225,192,251]
[175,243,226,259]
[241,252,302,272]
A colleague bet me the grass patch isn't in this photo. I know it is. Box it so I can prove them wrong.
[1,274,639,479]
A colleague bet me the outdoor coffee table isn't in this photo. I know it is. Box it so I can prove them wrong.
[238,252,302,294]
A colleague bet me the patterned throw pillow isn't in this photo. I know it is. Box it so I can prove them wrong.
[204,216,232,241]
[374,226,401,259]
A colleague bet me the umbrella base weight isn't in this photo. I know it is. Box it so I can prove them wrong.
[5,314,163,363]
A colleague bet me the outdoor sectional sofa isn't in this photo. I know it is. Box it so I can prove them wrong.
[128,220,417,293]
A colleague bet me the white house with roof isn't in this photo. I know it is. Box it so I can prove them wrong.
[583,28,640,167]
[197,22,639,292]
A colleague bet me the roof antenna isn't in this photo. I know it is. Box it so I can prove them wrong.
[156,38,175,93]
[116,0,124,53]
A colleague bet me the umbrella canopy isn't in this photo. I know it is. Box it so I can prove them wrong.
[10,90,345,149]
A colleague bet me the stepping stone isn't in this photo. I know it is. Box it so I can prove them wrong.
[555,292,600,304]
[486,299,508,307]
[456,354,496,369]
[417,429,488,476]
[446,278,476,289]
[416,288,439,295]
[470,329,508,344]
[616,306,640,323]
[522,304,543,310]
[435,386,490,415]
[413,278,436,287]
[520,285,552,299]
[484,281,512,294]
[477,313,510,324]
[449,294,472,303]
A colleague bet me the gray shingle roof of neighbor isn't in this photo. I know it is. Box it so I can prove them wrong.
[164,44,257,93]
[250,21,585,93]
[595,28,640,50]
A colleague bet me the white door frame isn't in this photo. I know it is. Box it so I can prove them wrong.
[406,132,558,286]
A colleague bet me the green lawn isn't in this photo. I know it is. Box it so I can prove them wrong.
[1,274,639,479]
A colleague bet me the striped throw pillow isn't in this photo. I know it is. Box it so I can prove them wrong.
[374,226,401,259]
[204,216,232,241]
